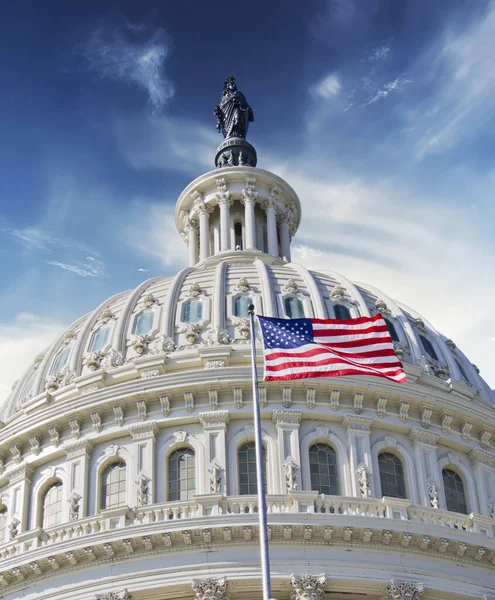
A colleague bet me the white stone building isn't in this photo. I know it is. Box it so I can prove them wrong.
[0,87,494,600]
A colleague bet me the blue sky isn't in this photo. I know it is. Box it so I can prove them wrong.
[1,0,494,397]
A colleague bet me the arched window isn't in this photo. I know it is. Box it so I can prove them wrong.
[442,468,467,514]
[182,299,203,323]
[384,319,400,343]
[309,443,339,495]
[419,334,439,361]
[89,326,110,352]
[234,222,243,250]
[234,296,252,318]
[238,442,266,495]
[42,481,63,528]
[0,506,7,543]
[134,310,154,335]
[168,448,196,501]
[334,304,351,320]
[101,461,127,509]
[455,359,470,383]
[378,452,406,499]
[52,346,70,374]
[284,297,304,319]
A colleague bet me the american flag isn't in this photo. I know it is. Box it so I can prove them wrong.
[258,314,406,384]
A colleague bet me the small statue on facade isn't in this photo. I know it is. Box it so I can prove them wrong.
[68,492,82,520]
[214,76,254,139]
[356,465,371,498]
[209,462,223,494]
[8,517,20,539]
[136,474,150,507]
[284,457,299,492]
[426,480,439,509]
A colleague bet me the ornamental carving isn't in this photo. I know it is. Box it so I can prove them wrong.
[290,574,326,600]
[356,464,371,498]
[8,517,20,539]
[330,285,346,303]
[386,580,424,600]
[393,342,405,361]
[192,577,228,600]
[234,318,250,341]
[235,277,250,292]
[98,308,115,323]
[209,461,223,493]
[150,333,175,354]
[102,349,125,371]
[85,351,105,371]
[375,298,391,315]
[62,329,77,345]
[136,474,150,507]
[284,279,299,294]
[206,326,230,346]
[44,367,76,393]
[96,591,133,600]
[68,492,81,520]
[426,479,439,509]
[132,334,153,355]
[284,457,299,492]
[188,282,205,298]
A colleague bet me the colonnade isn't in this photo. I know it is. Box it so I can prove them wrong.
[184,196,291,266]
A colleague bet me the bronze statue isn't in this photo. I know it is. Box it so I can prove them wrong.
[214,76,254,139]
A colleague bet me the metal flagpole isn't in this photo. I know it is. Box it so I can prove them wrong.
[248,304,272,600]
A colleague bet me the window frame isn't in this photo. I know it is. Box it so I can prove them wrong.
[377,451,407,499]
[284,296,305,319]
[100,460,128,511]
[133,309,156,336]
[309,442,339,496]
[167,447,196,501]
[442,467,468,515]
[41,480,64,529]
[237,441,267,496]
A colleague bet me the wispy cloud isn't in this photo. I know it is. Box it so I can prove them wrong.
[368,42,392,62]
[311,73,341,99]
[0,314,66,402]
[0,220,97,255]
[414,2,495,157]
[365,76,412,105]
[47,256,106,278]
[80,22,175,112]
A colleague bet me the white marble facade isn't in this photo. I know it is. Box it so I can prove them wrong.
[0,162,494,600]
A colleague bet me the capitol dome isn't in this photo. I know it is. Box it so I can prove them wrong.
[0,79,494,600]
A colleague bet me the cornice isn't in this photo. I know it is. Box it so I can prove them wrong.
[409,428,440,447]
[199,411,230,429]
[272,410,302,426]
[469,448,495,469]
[342,415,373,432]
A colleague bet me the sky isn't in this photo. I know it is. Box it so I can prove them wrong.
[0,0,494,399]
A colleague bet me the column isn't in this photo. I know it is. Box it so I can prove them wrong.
[64,440,93,519]
[128,423,158,507]
[187,222,199,266]
[242,176,258,250]
[273,410,303,493]
[469,449,494,516]
[409,429,441,507]
[218,199,231,251]
[198,208,210,261]
[280,216,291,262]
[199,411,230,498]
[7,464,33,536]
[264,199,278,256]
[342,416,374,497]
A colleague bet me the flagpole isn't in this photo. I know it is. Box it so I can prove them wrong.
[248,304,272,600]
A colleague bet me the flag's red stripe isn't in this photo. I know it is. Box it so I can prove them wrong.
[317,336,392,349]
[310,315,383,325]
[265,347,397,361]
[265,358,403,372]
[313,324,389,337]
[265,368,406,383]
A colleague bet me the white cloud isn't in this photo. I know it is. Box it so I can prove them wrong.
[0,314,66,402]
[114,113,219,175]
[313,73,342,99]
[47,256,106,277]
[121,199,187,270]
[137,267,148,272]
[80,22,174,112]
[0,221,96,255]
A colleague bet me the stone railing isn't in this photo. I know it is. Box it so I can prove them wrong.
[0,494,493,560]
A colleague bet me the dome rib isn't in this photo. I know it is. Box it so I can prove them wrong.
[254,259,276,316]
[319,269,371,317]
[114,276,164,352]
[289,263,327,318]
[162,268,194,338]
[213,261,227,331]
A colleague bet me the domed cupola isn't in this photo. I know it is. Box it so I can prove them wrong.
[175,76,301,266]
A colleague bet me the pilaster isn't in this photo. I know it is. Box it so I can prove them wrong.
[64,440,93,519]
[199,411,230,495]
[127,423,158,506]
[408,428,441,507]
[6,463,33,536]
[272,410,302,492]
[342,415,374,497]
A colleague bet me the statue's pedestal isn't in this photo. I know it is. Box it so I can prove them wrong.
[215,137,257,168]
